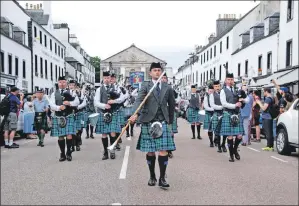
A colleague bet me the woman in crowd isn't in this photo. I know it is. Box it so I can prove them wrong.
[251,90,261,143]
[23,95,37,139]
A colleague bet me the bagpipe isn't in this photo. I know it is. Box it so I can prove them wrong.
[103,86,121,123]
[57,91,75,128]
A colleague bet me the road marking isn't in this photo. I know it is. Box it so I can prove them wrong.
[271,156,288,163]
[247,147,260,152]
[119,146,130,179]
[111,203,121,205]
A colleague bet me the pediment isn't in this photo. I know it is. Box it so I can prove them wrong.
[102,44,166,65]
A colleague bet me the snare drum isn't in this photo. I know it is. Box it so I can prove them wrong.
[198,110,205,123]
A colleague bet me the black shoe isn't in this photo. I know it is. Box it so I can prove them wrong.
[234,150,240,160]
[197,136,202,140]
[102,152,109,160]
[66,152,72,161]
[115,143,121,151]
[159,178,170,188]
[210,143,214,147]
[71,146,75,152]
[76,146,81,151]
[217,146,222,153]
[4,145,10,149]
[222,145,227,153]
[110,151,116,159]
[229,155,235,162]
[79,140,82,146]
[86,136,89,139]
[59,153,66,162]
[168,151,173,158]
[8,143,19,149]
[37,142,41,147]
[192,137,195,139]
[40,142,44,147]
[90,134,94,139]
[126,134,130,138]
[131,132,134,137]
[148,177,157,186]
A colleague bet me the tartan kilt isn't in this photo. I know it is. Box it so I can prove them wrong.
[33,113,48,131]
[23,112,36,134]
[95,112,121,134]
[117,108,126,126]
[82,111,91,128]
[75,111,85,131]
[136,122,176,152]
[219,111,244,136]
[187,107,200,124]
[50,115,76,137]
[123,106,134,118]
[203,111,213,131]
[172,112,178,133]
[211,111,223,133]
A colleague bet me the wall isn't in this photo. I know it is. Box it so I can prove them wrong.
[278,0,298,69]
[1,35,32,92]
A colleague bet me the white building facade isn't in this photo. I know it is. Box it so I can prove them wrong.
[0,0,32,93]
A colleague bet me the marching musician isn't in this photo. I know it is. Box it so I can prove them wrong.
[84,86,96,139]
[187,85,202,140]
[129,62,176,189]
[219,73,248,162]
[94,71,126,160]
[49,76,79,162]
[210,80,227,153]
[123,85,138,139]
[33,89,49,147]
[203,84,215,147]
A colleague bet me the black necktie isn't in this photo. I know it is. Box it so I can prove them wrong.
[156,82,161,96]
[230,87,233,93]
[60,89,64,95]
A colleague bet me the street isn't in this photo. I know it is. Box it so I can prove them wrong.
[1,118,298,205]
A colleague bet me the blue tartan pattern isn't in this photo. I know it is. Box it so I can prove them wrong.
[50,115,76,137]
[219,111,244,136]
[75,111,85,131]
[187,108,200,123]
[82,111,91,128]
[123,106,134,117]
[136,122,176,152]
[203,111,213,131]
[95,112,121,134]
[117,108,126,126]
[211,111,223,133]
[172,112,178,133]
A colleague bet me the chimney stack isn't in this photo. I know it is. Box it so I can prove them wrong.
[30,4,33,9]
[25,3,28,9]
[40,3,42,9]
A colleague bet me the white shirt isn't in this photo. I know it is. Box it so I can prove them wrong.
[49,89,80,111]
[210,91,223,110]
[204,94,214,111]
[152,79,162,90]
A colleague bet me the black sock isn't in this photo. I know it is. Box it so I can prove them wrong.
[110,135,115,145]
[77,131,82,146]
[227,139,234,157]
[222,136,227,147]
[130,123,134,135]
[72,134,76,147]
[197,125,201,137]
[208,131,213,144]
[86,126,89,137]
[90,126,94,136]
[158,155,168,179]
[126,126,130,136]
[101,138,108,153]
[215,135,221,146]
[66,139,72,154]
[146,155,156,178]
[58,139,65,154]
[234,138,242,152]
[191,125,195,138]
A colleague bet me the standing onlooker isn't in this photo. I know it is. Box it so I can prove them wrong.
[23,95,37,139]
[3,87,24,148]
[240,86,254,146]
[252,90,261,143]
[255,88,274,151]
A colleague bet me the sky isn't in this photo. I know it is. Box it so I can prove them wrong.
[19,1,259,71]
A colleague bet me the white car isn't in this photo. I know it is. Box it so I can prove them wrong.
[276,98,299,155]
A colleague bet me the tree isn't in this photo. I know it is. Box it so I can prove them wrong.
[91,56,101,83]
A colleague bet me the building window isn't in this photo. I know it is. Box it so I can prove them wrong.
[206,71,208,81]
[192,73,194,83]
[1,51,4,73]
[50,63,53,80]
[196,71,198,82]
[35,86,39,91]
[39,31,42,44]
[210,48,212,59]
[213,67,216,78]
[61,48,64,58]
[238,63,241,77]
[258,55,262,76]
[8,54,12,74]
[219,65,222,80]
[58,45,60,56]
[59,66,61,77]
[55,65,58,80]
[207,51,209,61]
[35,55,38,75]
[287,0,294,21]
[226,36,229,49]
[50,39,52,51]
[203,72,205,84]
[245,60,248,76]
[45,60,48,79]
[15,57,19,76]
[214,45,216,57]
[40,57,43,77]
[55,43,57,54]
[200,73,202,85]
[44,34,47,47]
[267,52,272,73]
[286,40,292,67]
[23,60,26,78]
[201,55,203,64]
[34,26,37,38]
[220,41,222,53]
[204,53,206,63]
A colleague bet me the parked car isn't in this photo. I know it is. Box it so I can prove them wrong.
[276,98,299,155]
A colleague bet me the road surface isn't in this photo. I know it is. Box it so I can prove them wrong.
[1,118,298,205]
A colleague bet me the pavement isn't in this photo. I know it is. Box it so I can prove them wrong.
[1,118,298,205]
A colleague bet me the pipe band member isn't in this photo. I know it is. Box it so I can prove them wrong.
[209,80,227,153]
[84,88,96,139]
[129,62,176,189]
[203,84,215,147]
[94,71,126,160]
[187,84,202,139]
[49,76,80,162]
[33,89,49,147]
[219,73,248,162]
[123,84,138,138]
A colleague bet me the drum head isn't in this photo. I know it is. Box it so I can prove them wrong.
[199,110,205,115]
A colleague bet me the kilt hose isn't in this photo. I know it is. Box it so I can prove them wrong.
[172,112,178,133]
[95,112,121,134]
[75,111,85,132]
[136,122,176,152]
[219,111,244,136]
[50,115,76,137]
[33,113,48,131]
[187,107,200,124]
[211,110,223,134]
[203,111,213,131]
